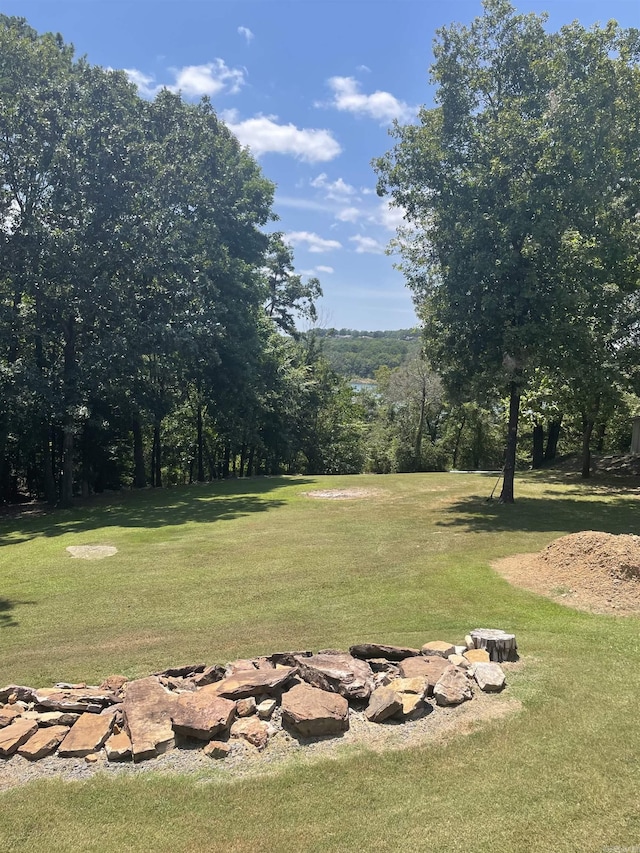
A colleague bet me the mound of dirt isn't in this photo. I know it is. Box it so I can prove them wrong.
[493,531,640,616]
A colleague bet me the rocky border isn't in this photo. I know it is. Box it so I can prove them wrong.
[0,629,516,768]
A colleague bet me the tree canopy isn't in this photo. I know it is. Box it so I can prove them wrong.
[375,0,640,500]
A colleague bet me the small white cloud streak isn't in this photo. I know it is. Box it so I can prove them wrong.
[285,231,342,253]
[310,173,356,199]
[336,206,362,223]
[316,265,334,274]
[350,235,385,254]
[223,111,341,162]
[238,26,254,44]
[323,76,416,124]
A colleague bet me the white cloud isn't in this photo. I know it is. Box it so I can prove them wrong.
[322,76,416,124]
[310,173,356,199]
[125,60,246,99]
[336,206,362,223]
[124,68,161,99]
[238,26,254,44]
[172,61,245,97]
[356,64,372,73]
[375,199,406,231]
[285,231,342,253]
[222,111,341,162]
[350,235,385,254]
[301,265,335,275]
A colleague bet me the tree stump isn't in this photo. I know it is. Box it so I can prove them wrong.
[470,629,518,662]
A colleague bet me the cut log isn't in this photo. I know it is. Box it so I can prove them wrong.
[469,629,518,662]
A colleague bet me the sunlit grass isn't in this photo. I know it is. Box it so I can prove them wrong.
[1,471,639,851]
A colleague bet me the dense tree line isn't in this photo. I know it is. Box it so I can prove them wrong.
[376,0,640,499]
[0,16,364,504]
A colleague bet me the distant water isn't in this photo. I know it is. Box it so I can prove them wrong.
[350,381,378,393]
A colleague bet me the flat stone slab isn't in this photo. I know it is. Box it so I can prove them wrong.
[365,686,403,723]
[464,649,491,664]
[18,725,69,760]
[421,641,456,658]
[349,643,421,661]
[58,710,115,757]
[34,686,118,713]
[397,656,450,693]
[294,653,374,700]
[123,676,177,762]
[211,666,297,699]
[171,692,236,740]
[473,662,506,692]
[387,676,429,697]
[281,683,349,738]
[433,666,473,707]
[0,718,39,756]
[105,730,133,761]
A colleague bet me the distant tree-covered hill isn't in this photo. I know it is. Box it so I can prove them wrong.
[311,329,421,379]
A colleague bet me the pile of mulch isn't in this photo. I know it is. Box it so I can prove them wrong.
[493,531,640,616]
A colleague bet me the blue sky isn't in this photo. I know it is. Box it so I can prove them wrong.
[3,0,639,330]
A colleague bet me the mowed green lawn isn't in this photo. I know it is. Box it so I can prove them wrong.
[1,472,639,852]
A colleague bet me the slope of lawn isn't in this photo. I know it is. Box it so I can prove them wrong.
[1,472,639,852]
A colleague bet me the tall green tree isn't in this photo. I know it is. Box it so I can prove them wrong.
[376,0,640,500]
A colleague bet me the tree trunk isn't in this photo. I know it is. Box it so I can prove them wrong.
[414,388,426,467]
[222,443,230,479]
[60,317,76,508]
[196,404,205,482]
[595,421,606,454]
[132,416,147,488]
[532,423,544,468]
[451,411,467,470]
[42,422,56,505]
[499,382,521,503]
[544,418,562,461]
[581,417,594,479]
[153,419,162,488]
[247,446,255,478]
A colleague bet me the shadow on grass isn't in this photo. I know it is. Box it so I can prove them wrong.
[437,492,640,535]
[0,597,36,628]
[0,477,314,545]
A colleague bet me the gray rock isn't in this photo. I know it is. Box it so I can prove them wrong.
[473,662,506,692]
[349,643,421,661]
[212,666,297,699]
[365,686,403,723]
[433,666,473,706]
[294,653,374,700]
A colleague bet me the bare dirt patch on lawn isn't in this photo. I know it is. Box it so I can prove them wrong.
[303,488,384,500]
[66,545,118,560]
[493,531,640,616]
